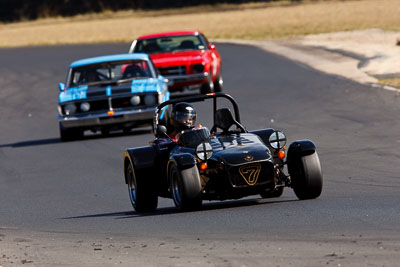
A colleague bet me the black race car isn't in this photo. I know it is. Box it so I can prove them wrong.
[123,93,323,212]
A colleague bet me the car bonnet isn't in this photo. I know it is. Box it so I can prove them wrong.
[209,133,272,165]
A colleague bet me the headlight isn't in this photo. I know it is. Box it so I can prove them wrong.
[130,95,141,106]
[192,64,205,73]
[64,104,76,115]
[268,130,287,149]
[144,94,156,106]
[196,142,213,161]
[80,102,90,112]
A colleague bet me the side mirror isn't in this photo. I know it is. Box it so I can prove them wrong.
[58,82,65,91]
[156,125,169,138]
[208,43,216,50]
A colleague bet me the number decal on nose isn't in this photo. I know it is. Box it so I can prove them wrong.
[239,164,261,186]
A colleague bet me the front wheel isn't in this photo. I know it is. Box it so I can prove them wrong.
[213,74,223,92]
[126,162,158,212]
[59,123,83,141]
[290,152,323,200]
[200,76,214,94]
[101,128,110,136]
[169,163,202,211]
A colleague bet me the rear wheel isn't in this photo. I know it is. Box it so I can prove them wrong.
[290,152,323,200]
[126,162,158,212]
[101,128,110,136]
[200,76,214,94]
[169,163,202,211]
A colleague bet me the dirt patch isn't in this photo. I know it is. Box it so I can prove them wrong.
[1,229,400,267]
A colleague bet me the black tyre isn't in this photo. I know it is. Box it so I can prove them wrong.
[260,187,284,198]
[213,74,223,92]
[290,152,323,200]
[59,123,83,141]
[101,128,110,136]
[123,128,132,134]
[169,163,202,211]
[200,75,214,94]
[126,161,158,213]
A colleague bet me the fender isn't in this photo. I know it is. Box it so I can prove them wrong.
[123,145,157,184]
[287,140,317,160]
[286,140,318,187]
[166,153,197,189]
[168,153,196,170]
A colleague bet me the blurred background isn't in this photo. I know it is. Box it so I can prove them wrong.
[1,0,284,22]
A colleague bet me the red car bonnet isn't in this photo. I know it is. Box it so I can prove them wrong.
[149,50,207,67]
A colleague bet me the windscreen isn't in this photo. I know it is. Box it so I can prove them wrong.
[69,59,154,87]
[134,35,206,54]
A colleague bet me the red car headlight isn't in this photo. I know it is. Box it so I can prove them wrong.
[192,64,205,73]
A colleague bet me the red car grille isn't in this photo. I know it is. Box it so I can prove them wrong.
[158,66,186,76]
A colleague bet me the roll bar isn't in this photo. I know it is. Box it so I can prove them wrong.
[154,92,241,128]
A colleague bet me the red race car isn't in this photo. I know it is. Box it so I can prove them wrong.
[129,31,223,94]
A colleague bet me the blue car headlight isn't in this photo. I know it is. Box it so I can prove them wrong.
[64,104,76,115]
[130,96,141,106]
[144,94,156,106]
[80,102,90,112]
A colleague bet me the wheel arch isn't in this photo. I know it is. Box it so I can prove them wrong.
[166,153,197,184]
[286,139,323,200]
[286,140,317,164]
[123,146,158,184]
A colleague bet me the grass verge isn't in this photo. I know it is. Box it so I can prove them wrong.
[0,0,400,47]
[378,78,400,89]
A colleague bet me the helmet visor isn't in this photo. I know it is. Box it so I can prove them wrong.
[174,111,197,127]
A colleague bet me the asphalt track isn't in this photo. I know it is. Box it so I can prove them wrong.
[0,43,400,266]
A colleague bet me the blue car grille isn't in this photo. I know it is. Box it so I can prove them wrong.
[89,99,109,112]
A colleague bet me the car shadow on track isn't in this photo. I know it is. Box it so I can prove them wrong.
[61,198,298,220]
[0,129,152,148]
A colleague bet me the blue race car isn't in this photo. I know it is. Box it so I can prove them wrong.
[58,53,169,141]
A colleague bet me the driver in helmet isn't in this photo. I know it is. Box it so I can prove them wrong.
[168,102,197,140]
